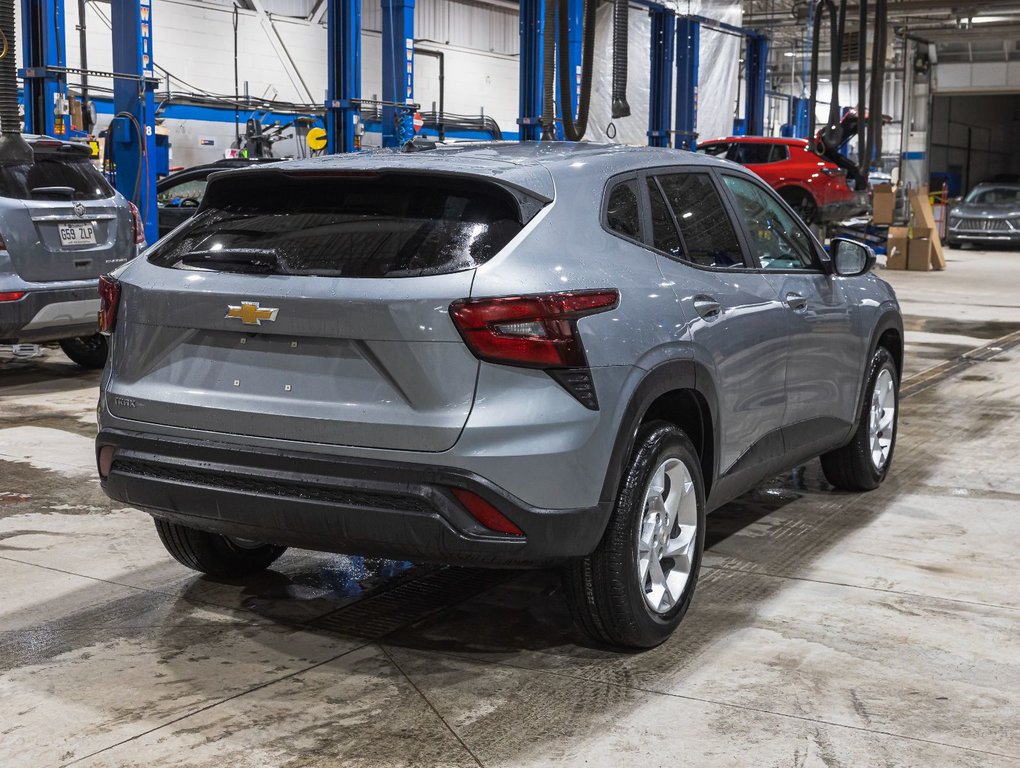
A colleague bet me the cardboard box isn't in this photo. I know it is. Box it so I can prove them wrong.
[886,237,908,269]
[873,183,896,225]
[888,225,909,240]
[930,235,947,271]
[909,187,937,239]
[908,238,933,271]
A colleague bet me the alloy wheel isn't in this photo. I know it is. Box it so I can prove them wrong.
[869,367,896,470]
[636,457,699,615]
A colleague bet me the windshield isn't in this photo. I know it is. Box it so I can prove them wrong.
[964,186,1020,205]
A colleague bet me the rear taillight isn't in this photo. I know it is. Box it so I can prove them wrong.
[0,291,26,302]
[128,202,145,244]
[451,488,524,536]
[98,275,120,334]
[449,289,619,369]
[0,232,7,250]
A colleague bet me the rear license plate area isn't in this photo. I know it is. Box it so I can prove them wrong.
[58,222,96,246]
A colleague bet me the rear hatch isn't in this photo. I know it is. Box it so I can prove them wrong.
[1,141,133,282]
[107,168,539,452]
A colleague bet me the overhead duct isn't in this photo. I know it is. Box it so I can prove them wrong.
[0,0,33,164]
[611,0,630,118]
[558,0,596,140]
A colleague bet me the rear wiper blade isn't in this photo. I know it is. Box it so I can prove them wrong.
[179,248,279,274]
[31,186,76,198]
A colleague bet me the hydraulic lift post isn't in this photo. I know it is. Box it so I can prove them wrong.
[20,0,66,136]
[518,0,545,142]
[326,0,361,152]
[381,0,415,147]
[110,0,158,244]
[647,7,675,148]
[674,16,699,150]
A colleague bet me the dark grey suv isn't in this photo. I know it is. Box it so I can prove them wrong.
[0,135,142,367]
[96,143,903,648]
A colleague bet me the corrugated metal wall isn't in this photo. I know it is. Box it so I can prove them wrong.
[363,0,518,55]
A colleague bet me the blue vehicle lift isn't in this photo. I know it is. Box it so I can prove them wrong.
[517,4,768,150]
[20,0,158,242]
[325,0,361,153]
[20,0,66,136]
[110,0,158,244]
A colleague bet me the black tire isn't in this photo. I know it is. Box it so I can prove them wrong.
[778,187,819,225]
[821,347,899,491]
[154,519,287,577]
[946,239,961,250]
[59,334,108,369]
[563,422,706,649]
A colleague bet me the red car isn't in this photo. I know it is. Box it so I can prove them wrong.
[698,136,864,225]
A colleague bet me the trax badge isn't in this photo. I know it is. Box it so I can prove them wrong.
[225,301,278,326]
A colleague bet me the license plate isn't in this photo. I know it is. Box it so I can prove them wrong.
[58,222,96,247]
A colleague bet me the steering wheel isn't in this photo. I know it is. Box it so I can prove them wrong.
[179,197,201,208]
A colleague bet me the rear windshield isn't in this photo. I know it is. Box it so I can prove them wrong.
[147,172,526,278]
[0,155,114,201]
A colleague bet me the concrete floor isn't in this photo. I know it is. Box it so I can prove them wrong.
[2,247,1019,767]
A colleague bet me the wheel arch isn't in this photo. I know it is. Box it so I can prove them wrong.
[599,360,720,511]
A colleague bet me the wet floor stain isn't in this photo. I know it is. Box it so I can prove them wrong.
[902,316,1020,340]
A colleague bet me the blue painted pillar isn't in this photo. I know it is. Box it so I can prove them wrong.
[381,0,414,148]
[647,8,674,148]
[111,0,158,244]
[20,0,66,136]
[790,96,810,138]
[518,0,544,142]
[326,0,361,152]
[674,17,698,150]
[744,34,768,136]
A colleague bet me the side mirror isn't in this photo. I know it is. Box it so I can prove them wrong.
[831,237,876,276]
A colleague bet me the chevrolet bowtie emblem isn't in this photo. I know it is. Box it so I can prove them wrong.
[225,301,279,325]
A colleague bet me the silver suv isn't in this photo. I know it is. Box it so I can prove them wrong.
[96,143,902,648]
[0,135,142,367]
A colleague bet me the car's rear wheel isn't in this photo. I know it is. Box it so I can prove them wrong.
[154,519,287,577]
[778,187,819,225]
[821,347,899,491]
[59,334,108,369]
[946,239,961,249]
[563,422,705,649]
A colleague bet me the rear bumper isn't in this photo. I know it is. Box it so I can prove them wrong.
[96,429,611,568]
[819,191,868,223]
[0,283,100,343]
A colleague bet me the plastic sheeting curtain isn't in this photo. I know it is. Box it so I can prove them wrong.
[585,0,742,145]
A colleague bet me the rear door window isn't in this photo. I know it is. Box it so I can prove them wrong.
[158,178,208,207]
[147,172,528,277]
[652,172,746,268]
[730,143,781,165]
[0,155,114,201]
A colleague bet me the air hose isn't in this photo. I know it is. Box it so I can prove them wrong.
[541,0,557,140]
[0,0,32,165]
[611,0,630,119]
[557,0,595,140]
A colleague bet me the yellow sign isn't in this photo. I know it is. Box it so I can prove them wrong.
[307,127,328,151]
[225,302,279,326]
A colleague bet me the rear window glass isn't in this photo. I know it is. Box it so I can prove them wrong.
[0,155,114,201]
[147,172,527,278]
[605,179,641,240]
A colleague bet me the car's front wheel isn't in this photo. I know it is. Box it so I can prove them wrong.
[563,422,705,649]
[154,519,287,577]
[59,334,108,369]
[778,187,819,225]
[821,346,899,491]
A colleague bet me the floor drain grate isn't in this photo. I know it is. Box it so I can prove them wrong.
[305,566,512,640]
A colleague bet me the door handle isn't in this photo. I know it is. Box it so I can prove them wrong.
[693,295,722,319]
[785,292,808,311]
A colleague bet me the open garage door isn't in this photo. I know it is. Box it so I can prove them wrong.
[930,94,1020,196]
